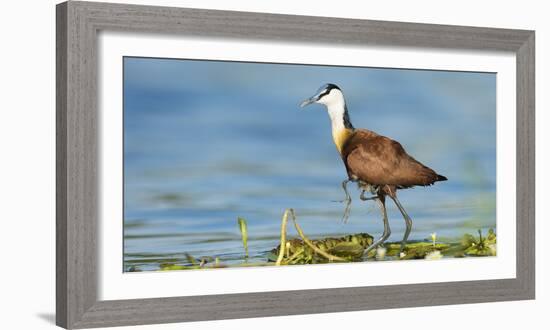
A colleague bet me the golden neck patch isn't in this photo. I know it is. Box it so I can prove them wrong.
[332,128,354,154]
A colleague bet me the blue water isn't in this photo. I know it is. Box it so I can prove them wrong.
[123,57,496,271]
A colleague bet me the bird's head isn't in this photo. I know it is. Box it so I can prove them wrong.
[300,83,345,109]
[300,83,354,131]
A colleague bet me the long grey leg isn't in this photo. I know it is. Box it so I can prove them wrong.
[390,195,413,253]
[340,180,353,223]
[363,196,391,257]
[332,179,352,223]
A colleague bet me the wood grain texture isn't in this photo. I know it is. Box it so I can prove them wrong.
[56,1,536,328]
[56,3,68,328]
[57,2,99,327]
[73,0,533,51]
[515,32,536,298]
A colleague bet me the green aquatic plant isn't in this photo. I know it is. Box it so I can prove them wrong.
[160,263,199,271]
[237,217,249,260]
[159,255,230,270]
[270,233,374,264]
[373,241,451,260]
[270,209,374,264]
[462,228,497,256]
[136,208,497,271]
[272,209,371,265]
[430,232,437,247]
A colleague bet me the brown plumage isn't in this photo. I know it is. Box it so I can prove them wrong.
[300,83,447,256]
[342,129,447,196]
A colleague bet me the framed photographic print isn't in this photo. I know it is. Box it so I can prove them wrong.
[56,1,535,328]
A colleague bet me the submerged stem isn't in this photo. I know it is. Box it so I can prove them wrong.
[289,213,346,262]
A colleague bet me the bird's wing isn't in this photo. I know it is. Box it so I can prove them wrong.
[343,130,441,187]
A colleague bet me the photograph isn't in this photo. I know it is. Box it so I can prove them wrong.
[5,0,540,328]
[123,57,497,272]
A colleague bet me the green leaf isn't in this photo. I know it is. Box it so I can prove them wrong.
[237,217,249,259]
[184,253,197,265]
[328,242,364,259]
[160,263,200,271]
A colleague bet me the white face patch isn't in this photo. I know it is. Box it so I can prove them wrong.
[317,88,344,108]
[317,89,346,130]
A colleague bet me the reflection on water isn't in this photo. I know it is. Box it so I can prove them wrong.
[123,57,496,271]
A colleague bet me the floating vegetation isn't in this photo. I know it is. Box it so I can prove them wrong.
[125,209,497,272]
[462,228,497,256]
[272,209,368,265]
[268,233,374,264]
[372,241,451,260]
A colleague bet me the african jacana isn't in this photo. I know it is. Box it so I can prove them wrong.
[300,83,447,256]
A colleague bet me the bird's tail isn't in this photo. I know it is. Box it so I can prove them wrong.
[436,174,448,181]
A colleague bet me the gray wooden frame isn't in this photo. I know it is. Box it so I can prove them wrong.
[56,1,535,328]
